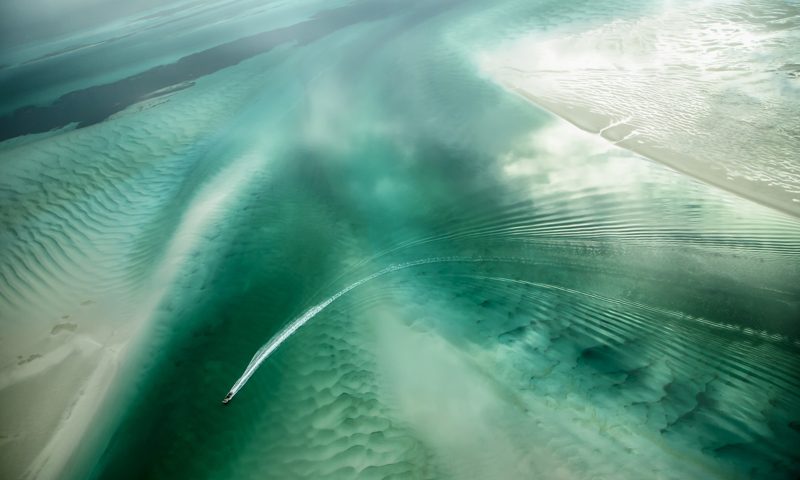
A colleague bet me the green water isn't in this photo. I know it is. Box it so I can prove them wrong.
[1,0,799,479]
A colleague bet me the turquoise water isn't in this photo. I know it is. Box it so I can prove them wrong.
[1,1,799,479]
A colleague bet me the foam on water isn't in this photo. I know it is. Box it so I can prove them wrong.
[479,0,800,216]
[225,257,493,401]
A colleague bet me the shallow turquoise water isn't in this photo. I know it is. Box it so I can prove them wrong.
[1,1,799,479]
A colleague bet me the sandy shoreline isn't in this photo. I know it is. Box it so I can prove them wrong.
[506,86,800,220]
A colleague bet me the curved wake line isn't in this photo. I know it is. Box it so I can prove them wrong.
[221,254,800,404]
[222,256,493,404]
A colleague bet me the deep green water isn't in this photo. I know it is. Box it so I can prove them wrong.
[1,0,799,479]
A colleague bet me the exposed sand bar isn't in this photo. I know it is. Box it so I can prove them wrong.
[479,0,800,218]
[509,87,800,219]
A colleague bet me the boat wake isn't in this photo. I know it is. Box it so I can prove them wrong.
[222,256,495,404]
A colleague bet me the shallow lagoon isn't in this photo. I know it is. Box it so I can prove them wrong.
[0,0,798,479]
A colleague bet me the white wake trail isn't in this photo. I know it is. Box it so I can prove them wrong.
[222,256,489,404]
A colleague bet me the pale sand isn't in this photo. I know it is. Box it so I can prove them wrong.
[0,41,284,480]
[0,114,269,479]
[0,326,126,480]
[508,86,800,219]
